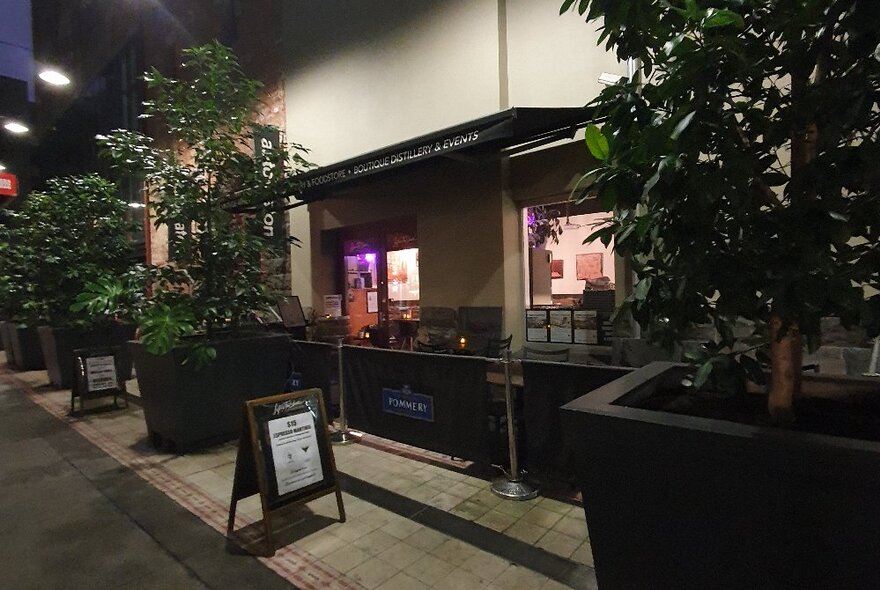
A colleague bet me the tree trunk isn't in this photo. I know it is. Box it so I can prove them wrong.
[768,315,801,424]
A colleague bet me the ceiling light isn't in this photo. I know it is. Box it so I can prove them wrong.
[39,69,71,86]
[0,163,6,171]
[3,121,29,134]
[128,202,146,209]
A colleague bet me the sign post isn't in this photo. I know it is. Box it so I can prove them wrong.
[227,388,345,556]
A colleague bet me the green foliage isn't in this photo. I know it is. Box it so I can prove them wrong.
[0,174,134,327]
[97,41,312,358]
[527,205,564,248]
[564,0,880,389]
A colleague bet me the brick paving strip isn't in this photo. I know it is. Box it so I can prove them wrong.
[0,367,362,590]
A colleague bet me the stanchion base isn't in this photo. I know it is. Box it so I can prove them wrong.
[331,430,356,446]
[491,476,539,501]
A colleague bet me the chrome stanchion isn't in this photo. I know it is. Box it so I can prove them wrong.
[491,349,539,500]
[864,336,880,377]
[331,337,355,445]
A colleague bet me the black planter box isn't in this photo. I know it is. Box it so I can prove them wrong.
[131,332,293,453]
[38,324,136,389]
[561,362,880,590]
[5,324,46,370]
[1,321,14,359]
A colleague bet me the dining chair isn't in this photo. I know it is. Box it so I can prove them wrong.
[482,334,513,358]
[522,346,570,362]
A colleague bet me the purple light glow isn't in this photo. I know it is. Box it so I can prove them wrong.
[364,253,376,263]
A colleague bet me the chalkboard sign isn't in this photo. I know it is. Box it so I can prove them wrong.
[227,388,345,556]
[71,347,128,415]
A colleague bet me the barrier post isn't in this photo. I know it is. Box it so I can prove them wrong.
[491,349,539,500]
[331,337,355,445]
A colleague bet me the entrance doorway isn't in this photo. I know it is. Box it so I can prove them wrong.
[339,218,419,344]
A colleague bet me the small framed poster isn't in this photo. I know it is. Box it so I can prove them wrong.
[526,310,549,342]
[324,294,343,317]
[366,290,379,313]
[549,310,574,343]
[573,310,599,344]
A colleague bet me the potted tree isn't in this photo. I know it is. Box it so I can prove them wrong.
[17,174,138,387]
[560,1,880,588]
[96,41,311,452]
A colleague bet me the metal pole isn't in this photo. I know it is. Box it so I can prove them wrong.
[864,336,880,377]
[331,337,355,445]
[491,349,539,500]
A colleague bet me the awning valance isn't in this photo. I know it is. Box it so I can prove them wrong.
[283,106,595,206]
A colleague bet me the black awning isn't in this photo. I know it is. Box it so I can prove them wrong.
[285,106,595,205]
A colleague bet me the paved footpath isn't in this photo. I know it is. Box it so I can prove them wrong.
[0,380,296,590]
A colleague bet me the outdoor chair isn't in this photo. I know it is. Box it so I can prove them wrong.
[482,334,512,358]
[522,346,570,363]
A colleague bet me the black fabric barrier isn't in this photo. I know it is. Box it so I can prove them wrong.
[521,361,632,479]
[343,346,493,463]
[289,340,336,420]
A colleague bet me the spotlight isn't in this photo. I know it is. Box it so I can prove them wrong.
[39,69,71,86]
[3,121,29,134]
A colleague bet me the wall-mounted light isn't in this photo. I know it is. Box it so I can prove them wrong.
[38,69,71,86]
[0,163,6,171]
[128,202,146,209]
[3,121,29,135]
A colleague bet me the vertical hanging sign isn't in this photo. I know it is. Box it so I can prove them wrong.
[253,126,286,249]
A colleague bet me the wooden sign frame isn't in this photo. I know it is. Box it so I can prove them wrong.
[71,346,129,415]
[227,388,345,556]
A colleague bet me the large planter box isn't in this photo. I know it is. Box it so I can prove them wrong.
[131,332,293,453]
[0,321,14,359]
[5,324,46,370]
[560,362,880,590]
[37,324,137,389]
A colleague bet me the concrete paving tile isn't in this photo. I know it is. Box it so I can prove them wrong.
[452,499,491,521]
[381,516,424,540]
[434,567,490,590]
[354,528,402,556]
[535,531,581,559]
[537,498,575,516]
[570,542,594,567]
[493,499,539,518]
[323,544,372,573]
[550,516,588,541]
[504,521,548,545]
[376,571,430,590]
[430,538,480,567]
[404,527,449,552]
[404,553,456,586]
[426,492,462,511]
[330,517,380,542]
[520,506,564,529]
[474,509,518,533]
[349,557,399,589]
[296,530,349,558]
[458,550,511,583]
[487,564,548,590]
[378,541,427,570]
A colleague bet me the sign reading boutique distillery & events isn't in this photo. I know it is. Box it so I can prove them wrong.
[301,129,483,190]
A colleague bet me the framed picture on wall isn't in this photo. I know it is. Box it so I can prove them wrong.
[525,310,549,342]
[551,259,564,279]
[576,253,604,280]
[573,310,598,344]
[549,310,573,343]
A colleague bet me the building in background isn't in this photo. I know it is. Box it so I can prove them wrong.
[277,1,625,349]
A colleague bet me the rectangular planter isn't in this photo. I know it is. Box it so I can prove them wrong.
[560,362,880,590]
[1,322,14,361]
[38,324,136,389]
[131,332,294,453]
[6,324,46,370]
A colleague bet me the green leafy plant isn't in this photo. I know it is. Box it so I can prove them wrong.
[527,205,564,248]
[97,41,311,360]
[563,0,880,421]
[0,174,134,327]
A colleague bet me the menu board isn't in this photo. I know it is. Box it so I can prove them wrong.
[549,310,573,343]
[324,294,343,317]
[228,389,345,555]
[526,310,549,342]
[86,355,118,392]
[573,310,599,344]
